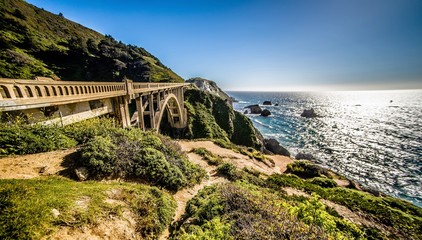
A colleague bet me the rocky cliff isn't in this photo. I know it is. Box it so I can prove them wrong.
[186,77,232,102]
[184,79,262,149]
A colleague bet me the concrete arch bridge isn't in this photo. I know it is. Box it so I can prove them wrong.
[0,77,189,132]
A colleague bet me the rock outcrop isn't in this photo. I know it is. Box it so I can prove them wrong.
[263,101,272,105]
[260,109,271,117]
[295,152,315,160]
[300,108,318,118]
[186,78,232,103]
[264,139,290,157]
[184,87,263,149]
[245,104,262,114]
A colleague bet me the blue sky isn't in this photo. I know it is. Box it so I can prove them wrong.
[26,0,422,91]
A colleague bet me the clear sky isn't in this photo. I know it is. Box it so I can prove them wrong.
[26,0,422,91]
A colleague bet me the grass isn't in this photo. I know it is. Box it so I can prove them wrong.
[0,176,176,240]
[266,174,422,239]
[191,147,224,166]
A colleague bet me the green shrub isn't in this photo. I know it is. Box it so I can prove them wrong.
[216,163,237,180]
[80,135,117,178]
[266,174,422,239]
[78,127,206,191]
[63,117,118,144]
[177,217,233,240]
[192,147,224,166]
[175,183,332,239]
[0,122,76,156]
[133,148,186,191]
[310,177,338,188]
[286,160,330,178]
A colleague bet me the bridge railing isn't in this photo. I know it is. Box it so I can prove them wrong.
[132,82,189,92]
[0,78,126,100]
[0,78,190,111]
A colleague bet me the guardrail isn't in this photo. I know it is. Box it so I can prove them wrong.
[0,78,190,111]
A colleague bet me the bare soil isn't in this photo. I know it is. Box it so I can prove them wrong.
[0,148,78,179]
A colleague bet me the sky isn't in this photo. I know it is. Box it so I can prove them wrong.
[26,0,422,91]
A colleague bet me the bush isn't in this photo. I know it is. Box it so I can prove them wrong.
[80,135,117,178]
[216,163,237,180]
[175,183,333,239]
[78,127,206,191]
[266,174,422,239]
[310,177,338,188]
[0,122,76,156]
[286,160,329,178]
[63,117,118,144]
[192,147,224,166]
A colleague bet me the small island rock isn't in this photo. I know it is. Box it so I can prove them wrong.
[245,104,262,114]
[300,108,318,118]
[264,139,290,157]
[261,109,271,117]
[295,152,315,160]
[263,101,272,105]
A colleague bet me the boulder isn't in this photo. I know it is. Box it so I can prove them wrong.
[260,109,271,117]
[264,139,290,157]
[75,167,89,181]
[245,104,262,114]
[300,108,318,118]
[274,103,279,106]
[263,101,272,105]
[295,152,315,160]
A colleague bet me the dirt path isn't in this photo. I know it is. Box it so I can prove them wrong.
[178,140,293,175]
[0,148,78,179]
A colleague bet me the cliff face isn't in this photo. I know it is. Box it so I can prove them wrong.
[184,83,262,149]
[0,0,183,82]
[186,77,232,102]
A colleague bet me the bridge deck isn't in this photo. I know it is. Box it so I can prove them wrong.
[0,78,188,111]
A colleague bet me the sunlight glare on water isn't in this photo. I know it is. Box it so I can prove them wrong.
[230,90,422,207]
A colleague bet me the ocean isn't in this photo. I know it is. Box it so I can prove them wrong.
[228,90,422,207]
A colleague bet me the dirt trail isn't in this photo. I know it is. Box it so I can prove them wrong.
[0,148,78,179]
[178,140,293,175]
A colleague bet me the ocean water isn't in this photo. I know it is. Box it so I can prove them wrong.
[228,90,422,207]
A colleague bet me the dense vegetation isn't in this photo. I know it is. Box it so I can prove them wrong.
[0,0,183,82]
[0,177,175,240]
[184,87,262,149]
[170,161,422,239]
[0,118,206,191]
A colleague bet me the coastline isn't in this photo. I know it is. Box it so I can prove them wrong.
[228,90,422,208]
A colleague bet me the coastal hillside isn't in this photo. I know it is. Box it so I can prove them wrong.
[0,0,183,82]
[184,84,263,149]
[1,118,421,239]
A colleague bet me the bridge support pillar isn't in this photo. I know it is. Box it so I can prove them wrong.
[149,93,155,129]
[115,96,131,128]
[135,95,145,130]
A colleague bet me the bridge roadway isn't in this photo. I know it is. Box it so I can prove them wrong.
[0,77,189,131]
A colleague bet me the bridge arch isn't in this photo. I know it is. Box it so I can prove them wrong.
[156,93,185,132]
